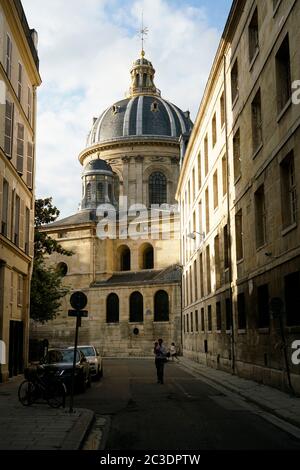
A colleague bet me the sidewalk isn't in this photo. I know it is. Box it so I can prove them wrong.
[0,376,94,450]
[178,356,300,429]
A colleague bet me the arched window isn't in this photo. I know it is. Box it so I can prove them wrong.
[154,290,169,322]
[106,293,119,323]
[56,262,68,276]
[86,182,91,202]
[118,245,131,271]
[139,243,154,269]
[129,292,143,322]
[96,182,104,203]
[149,172,167,205]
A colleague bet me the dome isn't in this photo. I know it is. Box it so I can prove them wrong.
[85,51,193,149]
[83,158,113,175]
[86,96,192,147]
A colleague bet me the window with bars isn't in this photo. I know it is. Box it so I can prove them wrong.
[212,113,217,147]
[1,179,9,236]
[27,142,33,188]
[4,101,14,158]
[223,224,229,270]
[207,305,212,331]
[213,170,218,209]
[206,245,211,294]
[276,34,291,113]
[231,59,239,104]
[249,8,259,63]
[280,151,297,228]
[17,124,25,174]
[14,195,20,246]
[233,129,241,181]
[220,92,225,128]
[25,207,30,255]
[222,155,227,196]
[251,89,263,153]
[235,210,244,261]
[96,182,104,203]
[149,172,167,205]
[17,274,23,306]
[255,185,266,248]
[201,307,205,332]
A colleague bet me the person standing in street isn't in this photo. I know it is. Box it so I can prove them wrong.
[154,338,169,384]
[170,342,180,362]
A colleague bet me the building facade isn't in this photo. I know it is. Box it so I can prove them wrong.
[0,0,41,381]
[30,51,192,357]
[176,0,300,393]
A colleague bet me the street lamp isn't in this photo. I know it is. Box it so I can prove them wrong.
[187,231,205,241]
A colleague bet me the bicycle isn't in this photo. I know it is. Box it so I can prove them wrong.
[18,365,66,408]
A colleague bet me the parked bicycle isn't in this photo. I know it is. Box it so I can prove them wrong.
[18,364,66,408]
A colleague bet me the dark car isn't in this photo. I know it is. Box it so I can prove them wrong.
[41,348,91,393]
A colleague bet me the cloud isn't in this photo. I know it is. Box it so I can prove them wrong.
[22,0,224,218]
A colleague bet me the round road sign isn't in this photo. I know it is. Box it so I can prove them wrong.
[70,291,88,310]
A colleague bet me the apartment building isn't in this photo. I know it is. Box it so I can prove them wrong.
[0,0,41,381]
[176,0,300,393]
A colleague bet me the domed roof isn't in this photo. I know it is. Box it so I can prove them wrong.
[83,158,113,175]
[86,96,192,147]
[85,51,193,149]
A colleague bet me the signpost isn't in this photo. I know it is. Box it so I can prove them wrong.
[68,291,88,413]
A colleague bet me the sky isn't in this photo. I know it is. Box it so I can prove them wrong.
[22,0,232,219]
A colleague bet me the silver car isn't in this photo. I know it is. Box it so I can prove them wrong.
[68,345,103,380]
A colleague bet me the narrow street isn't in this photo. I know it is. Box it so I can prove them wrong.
[72,359,300,451]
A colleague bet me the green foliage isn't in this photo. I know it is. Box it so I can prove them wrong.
[34,198,73,260]
[30,259,69,324]
[30,198,73,323]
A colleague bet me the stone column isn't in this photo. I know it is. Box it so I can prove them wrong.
[135,155,144,205]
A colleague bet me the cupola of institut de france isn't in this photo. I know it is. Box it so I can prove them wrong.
[79,48,192,213]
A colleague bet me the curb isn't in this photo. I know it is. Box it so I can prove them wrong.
[179,360,300,431]
[61,408,95,450]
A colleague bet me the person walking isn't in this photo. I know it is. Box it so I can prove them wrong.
[170,342,179,362]
[154,338,169,384]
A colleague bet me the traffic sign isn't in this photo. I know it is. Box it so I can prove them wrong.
[68,309,88,317]
[70,291,88,310]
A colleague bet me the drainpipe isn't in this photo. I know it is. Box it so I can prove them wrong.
[223,54,236,375]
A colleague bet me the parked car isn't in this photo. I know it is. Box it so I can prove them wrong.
[68,345,103,380]
[41,348,91,393]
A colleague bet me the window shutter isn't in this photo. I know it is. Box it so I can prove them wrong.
[19,199,25,250]
[27,142,33,188]
[17,123,24,174]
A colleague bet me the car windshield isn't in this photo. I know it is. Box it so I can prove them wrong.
[45,349,79,364]
[79,347,95,357]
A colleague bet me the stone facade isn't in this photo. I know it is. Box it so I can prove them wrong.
[176,0,300,394]
[30,51,191,357]
[0,0,41,381]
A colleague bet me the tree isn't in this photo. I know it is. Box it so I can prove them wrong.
[30,198,73,323]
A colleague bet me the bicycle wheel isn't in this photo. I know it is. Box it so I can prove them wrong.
[18,380,35,406]
[46,380,66,408]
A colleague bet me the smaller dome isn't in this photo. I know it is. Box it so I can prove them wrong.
[134,58,152,67]
[83,159,113,176]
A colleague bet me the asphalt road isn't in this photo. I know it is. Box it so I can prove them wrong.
[72,358,300,451]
